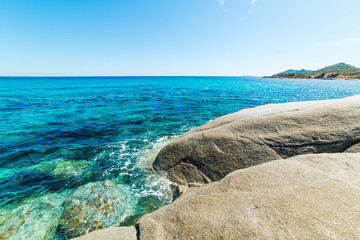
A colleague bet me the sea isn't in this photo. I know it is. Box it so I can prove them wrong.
[1,76,360,239]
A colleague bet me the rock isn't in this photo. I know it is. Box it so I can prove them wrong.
[172,185,189,199]
[324,72,340,79]
[0,191,70,240]
[176,185,188,196]
[72,226,137,240]
[138,153,360,240]
[153,95,360,185]
[31,158,93,179]
[345,143,360,153]
[59,181,137,238]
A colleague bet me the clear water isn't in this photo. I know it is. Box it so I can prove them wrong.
[0,76,360,239]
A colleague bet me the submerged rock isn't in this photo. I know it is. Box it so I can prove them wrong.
[60,181,136,238]
[31,158,93,179]
[0,191,70,240]
[138,153,360,239]
[153,95,360,185]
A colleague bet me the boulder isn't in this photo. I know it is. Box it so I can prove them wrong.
[153,95,360,185]
[138,153,360,240]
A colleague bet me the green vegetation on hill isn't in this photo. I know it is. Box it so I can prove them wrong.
[267,63,360,80]
[314,63,360,73]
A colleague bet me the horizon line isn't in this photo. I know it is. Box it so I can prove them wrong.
[0,75,264,78]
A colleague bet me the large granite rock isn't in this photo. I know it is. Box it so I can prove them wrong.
[138,153,360,240]
[153,95,360,185]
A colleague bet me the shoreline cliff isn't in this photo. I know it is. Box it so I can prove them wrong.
[76,95,360,240]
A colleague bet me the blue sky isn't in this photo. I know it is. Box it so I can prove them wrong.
[0,0,359,76]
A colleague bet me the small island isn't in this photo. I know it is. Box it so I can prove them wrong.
[265,63,360,80]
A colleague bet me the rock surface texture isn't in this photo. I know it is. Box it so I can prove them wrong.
[153,95,360,185]
[139,153,360,240]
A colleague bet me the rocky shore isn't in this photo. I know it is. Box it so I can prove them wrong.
[76,95,360,240]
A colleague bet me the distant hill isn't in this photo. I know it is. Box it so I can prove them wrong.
[282,69,312,73]
[314,63,360,73]
[266,63,360,80]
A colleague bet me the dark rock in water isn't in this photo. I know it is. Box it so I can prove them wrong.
[153,95,360,185]
[59,181,136,238]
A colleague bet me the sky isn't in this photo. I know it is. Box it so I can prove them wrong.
[0,0,360,76]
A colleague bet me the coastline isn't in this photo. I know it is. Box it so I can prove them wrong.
[77,95,360,239]
[264,63,360,80]
[264,76,360,80]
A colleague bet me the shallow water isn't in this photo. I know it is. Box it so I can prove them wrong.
[1,76,360,239]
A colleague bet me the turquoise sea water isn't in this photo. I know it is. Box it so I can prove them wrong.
[1,76,360,239]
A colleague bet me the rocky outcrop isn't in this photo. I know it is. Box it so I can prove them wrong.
[77,153,360,240]
[138,153,360,240]
[153,95,360,185]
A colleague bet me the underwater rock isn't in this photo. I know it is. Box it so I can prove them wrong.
[31,158,93,179]
[60,181,136,238]
[0,191,70,240]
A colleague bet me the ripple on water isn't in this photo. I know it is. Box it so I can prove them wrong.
[0,137,174,239]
